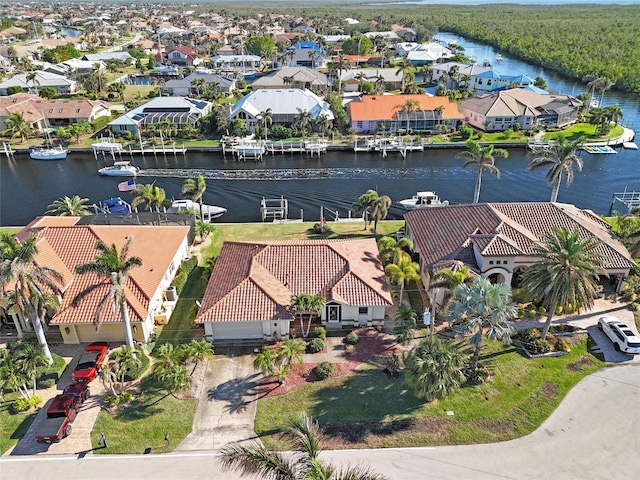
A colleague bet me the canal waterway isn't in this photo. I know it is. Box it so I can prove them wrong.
[1,35,639,226]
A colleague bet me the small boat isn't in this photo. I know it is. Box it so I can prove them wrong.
[98,161,139,177]
[98,197,131,214]
[399,191,449,210]
[496,54,503,61]
[166,199,227,221]
[482,59,492,67]
[29,144,68,160]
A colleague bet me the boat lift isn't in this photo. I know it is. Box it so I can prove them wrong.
[609,187,640,214]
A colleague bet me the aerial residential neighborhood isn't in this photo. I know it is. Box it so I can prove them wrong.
[1,1,639,479]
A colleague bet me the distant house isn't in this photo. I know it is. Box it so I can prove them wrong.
[404,202,636,294]
[82,52,135,65]
[36,98,112,127]
[157,46,203,67]
[405,42,453,65]
[347,94,464,134]
[210,54,262,71]
[430,62,490,85]
[340,68,403,92]
[0,71,77,96]
[471,70,535,94]
[250,67,328,91]
[0,93,43,132]
[285,42,327,69]
[163,72,236,96]
[195,239,393,342]
[5,217,190,344]
[108,96,212,134]
[459,89,582,131]
[228,88,334,133]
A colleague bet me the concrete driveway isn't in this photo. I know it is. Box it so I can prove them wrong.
[516,298,640,364]
[176,346,261,451]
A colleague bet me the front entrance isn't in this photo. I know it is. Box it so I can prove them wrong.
[327,304,341,323]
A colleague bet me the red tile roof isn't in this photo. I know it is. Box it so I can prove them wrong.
[14,223,190,326]
[348,94,465,122]
[196,239,392,323]
[405,202,637,273]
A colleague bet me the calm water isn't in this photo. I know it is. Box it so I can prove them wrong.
[1,35,639,226]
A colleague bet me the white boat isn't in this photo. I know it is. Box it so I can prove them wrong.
[482,59,493,67]
[166,199,227,221]
[496,53,503,61]
[29,144,68,160]
[399,191,449,210]
[98,161,139,177]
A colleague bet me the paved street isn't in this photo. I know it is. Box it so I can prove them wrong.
[2,364,639,479]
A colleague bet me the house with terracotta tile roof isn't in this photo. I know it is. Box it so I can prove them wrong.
[404,202,636,294]
[250,67,328,92]
[6,217,190,344]
[195,239,393,342]
[157,46,203,67]
[347,94,464,134]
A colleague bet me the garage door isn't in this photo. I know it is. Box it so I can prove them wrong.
[212,321,263,340]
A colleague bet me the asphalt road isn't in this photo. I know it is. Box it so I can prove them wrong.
[2,364,639,480]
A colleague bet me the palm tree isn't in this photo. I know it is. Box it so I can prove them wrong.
[289,293,324,338]
[111,346,141,394]
[160,363,191,397]
[335,52,351,95]
[520,227,606,340]
[369,193,391,234]
[257,108,273,141]
[377,236,413,266]
[183,339,214,374]
[604,104,624,127]
[398,98,420,133]
[25,71,40,93]
[528,135,584,202]
[14,342,47,396]
[293,109,312,138]
[151,342,181,378]
[72,238,142,348]
[352,189,390,233]
[456,140,508,203]
[355,71,368,92]
[0,344,30,400]
[315,113,332,139]
[395,57,414,91]
[385,252,420,305]
[132,183,168,223]
[46,195,91,216]
[446,277,516,370]
[0,233,63,365]
[430,266,476,308]
[278,338,306,367]
[404,338,468,401]
[219,413,387,480]
[374,73,386,94]
[181,175,207,220]
[2,112,32,143]
[394,305,418,345]
[253,347,278,376]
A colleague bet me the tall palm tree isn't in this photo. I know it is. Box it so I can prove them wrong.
[528,135,584,202]
[385,252,420,305]
[604,104,624,127]
[219,413,387,480]
[2,112,32,143]
[369,193,391,235]
[430,266,476,307]
[394,305,418,345]
[398,98,420,133]
[131,183,168,223]
[456,140,508,203]
[520,227,606,340]
[278,338,306,367]
[181,175,207,220]
[335,52,351,95]
[395,57,414,91]
[293,109,312,138]
[183,339,215,374]
[72,238,142,348]
[352,189,390,233]
[377,236,413,266]
[25,71,40,93]
[0,233,63,365]
[315,113,332,139]
[446,277,516,370]
[404,337,468,401]
[253,347,278,376]
[289,293,325,338]
[46,195,91,216]
[257,108,273,141]
[111,346,142,394]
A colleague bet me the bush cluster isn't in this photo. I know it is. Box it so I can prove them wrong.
[315,361,335,380]
[307,338,325,354]
[36,353,67,389]
[514,328,570,354]
[344,332,359,345]
[314,326,326,340]
[172,257,198,294]
[12,395,42,413]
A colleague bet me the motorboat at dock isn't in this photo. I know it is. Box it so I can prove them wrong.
[166,199,227,221]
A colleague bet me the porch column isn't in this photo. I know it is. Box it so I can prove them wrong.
[11,314,23,338]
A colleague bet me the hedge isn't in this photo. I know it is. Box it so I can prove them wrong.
[36,353,67,389]
[172,256,198,295]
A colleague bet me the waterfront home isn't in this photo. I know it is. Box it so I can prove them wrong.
[108,96,212,135]
[347,94,464,134]
[250,67,328,92]
[404,202,636,294]
[406,42,454,65]
[430,61,491,86]
[82,52,135,65]
[284,42,328,69]
[459,89,582,131]
[341,68,403,92]
[4,217,190,344]
[228,88,334,133]
[471,70,535,94]
[156,46,203,67]
[195,239,393,342]
[163,72,236,96]
[0,71,77,96]
[210,54,262,72]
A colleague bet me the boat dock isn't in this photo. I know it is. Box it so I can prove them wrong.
[610,188,640,213]
[354,137,426,157]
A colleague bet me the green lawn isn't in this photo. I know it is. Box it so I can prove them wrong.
[0,393,37,455]
[153,266,211,348]
[255,338,603,450]
[0,227,22,234]
[544,123,624,142]
[91,376,197,454]
[203,221,405,261]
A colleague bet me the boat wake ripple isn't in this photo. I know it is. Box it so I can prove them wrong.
[138,167,434,181]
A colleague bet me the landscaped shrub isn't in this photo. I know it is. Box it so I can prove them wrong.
[513,288,534,304]
[537,306,547,315]
[630,302,639,312]
[554,337,571,352]
[344,332,359,345]
[120,391,133,403]
[12,395,42,413]
[122,347,150,382]
[103,393,120,407]
[313,326,326,340]
[514,327,541,344]
[528,308,538,317]
[312,222,331,234]
[307,338,325,354]
[529,338,553,354]
[315,361,335,380]
[464,366,489,385]
[36,353,67,389]
[172,256,198,294]
[517,308,525,319]
[555,305,564,315]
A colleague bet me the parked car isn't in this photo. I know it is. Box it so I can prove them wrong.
[35,392,85,443]
[597,316,640,354]
[62,382,90,402]
[71,342,109,383]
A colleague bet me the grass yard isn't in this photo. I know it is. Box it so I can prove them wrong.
[0,227,22,234]
[91,376,197,454]
[544,123,624,142]
[0,393,37,455]
[204,220,405,260]
[255,338,604,450]
[153,266,210,348]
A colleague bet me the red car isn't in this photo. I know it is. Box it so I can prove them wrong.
[62,382,91,402]
[71,342,109,383]
[35,393,84,443]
